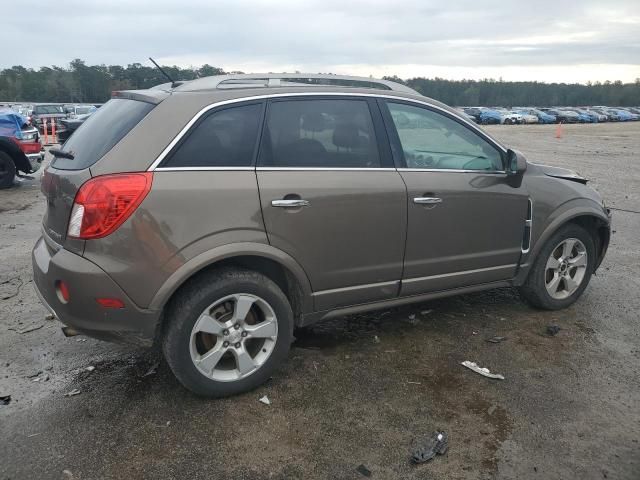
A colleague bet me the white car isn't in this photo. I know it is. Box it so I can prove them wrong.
[515,111,539,124]
[499,110,524,125]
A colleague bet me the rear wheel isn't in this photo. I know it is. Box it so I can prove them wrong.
[519,224,595,310]
[0,151,16,189]
[162,268,294,397]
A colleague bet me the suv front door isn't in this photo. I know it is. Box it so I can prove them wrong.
[381,100,529,296]
[256,96,407,311]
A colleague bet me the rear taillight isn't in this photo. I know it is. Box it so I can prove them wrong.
[68,172,153,239]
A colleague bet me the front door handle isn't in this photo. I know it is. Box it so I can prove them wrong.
[413,197,442,205]
[271,199,310,208]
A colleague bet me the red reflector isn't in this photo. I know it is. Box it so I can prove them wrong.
[20,141,41,154]
[68,172,153,239]
[96,298,125,309]
[56,280,70,303]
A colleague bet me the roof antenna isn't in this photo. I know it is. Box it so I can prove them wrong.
[149,57,178,88]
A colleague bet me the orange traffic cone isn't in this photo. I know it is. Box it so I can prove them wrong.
[555,122,563,139]
[43,118,49,145]
[51,118,57,144]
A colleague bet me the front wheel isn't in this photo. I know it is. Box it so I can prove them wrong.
[163,268,294,397]
[519,224,595,310]
[0,151,16,189]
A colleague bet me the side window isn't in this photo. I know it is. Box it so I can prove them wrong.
[387,102,503,171]
[259,99,380,168]
[164,103,262,168]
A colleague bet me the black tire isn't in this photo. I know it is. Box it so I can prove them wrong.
[0,151,16,189]
[504,118,513,125]
[519,224,596,310]
[162,268,294,397]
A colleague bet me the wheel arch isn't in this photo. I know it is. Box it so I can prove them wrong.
[150,242,314,328]
[515,200,610,285]
[0,137,31,174]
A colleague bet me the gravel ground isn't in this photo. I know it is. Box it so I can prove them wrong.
[1,122,639,479]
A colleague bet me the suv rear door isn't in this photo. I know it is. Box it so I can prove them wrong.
[256,96,407,311]
[380,99,529,295]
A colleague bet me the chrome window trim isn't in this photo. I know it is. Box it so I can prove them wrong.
[154,166,255,172]
[147,92,507,171]
[257,167,396,172]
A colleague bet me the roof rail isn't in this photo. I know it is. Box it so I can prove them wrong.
[170,73,419,95]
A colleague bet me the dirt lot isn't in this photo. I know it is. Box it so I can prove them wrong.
[1,122,639,479]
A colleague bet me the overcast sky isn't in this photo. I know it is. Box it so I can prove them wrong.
[4,0,640,83]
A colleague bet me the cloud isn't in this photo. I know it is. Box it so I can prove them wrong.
[3,0,640,82]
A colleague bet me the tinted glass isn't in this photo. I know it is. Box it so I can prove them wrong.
[164,103,262,168]
[53,99,154,170]
[259,99,380,168]
[387,102,503,171]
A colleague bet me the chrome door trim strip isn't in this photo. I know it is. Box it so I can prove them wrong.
[403,264,517,284]
[312,280,399,298]
[398,168,507,174]
[147,92,508,171]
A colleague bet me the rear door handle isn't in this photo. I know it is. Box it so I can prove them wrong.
[413,197,442,205]
[271,199,310,208]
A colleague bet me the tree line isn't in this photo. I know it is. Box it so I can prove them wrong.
[1,59,638,107]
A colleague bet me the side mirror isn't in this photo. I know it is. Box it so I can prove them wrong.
[506,149,527,176]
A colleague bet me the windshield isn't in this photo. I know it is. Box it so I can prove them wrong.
[52,99,154,170]
[34,105,64,114]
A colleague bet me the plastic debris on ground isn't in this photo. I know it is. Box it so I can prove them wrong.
[64,389,81,397]
[356,464,372,477]
[373,335,380,344]
[486,336,507,343]
[461,360,505,380]
[85,366,95,372]
[258,395,271,405]
[141,362,159,377]
[411,431,449,464]
[0,395,11,405]
[546,325,561,336]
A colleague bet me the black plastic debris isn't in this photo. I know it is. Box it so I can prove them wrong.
[486,336,507,343]
[412,431,448,464]
[356,464,372,477]
[0,395,11,406]
[546,325,561,336]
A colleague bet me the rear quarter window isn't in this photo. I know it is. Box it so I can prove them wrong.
[52,99,154,170]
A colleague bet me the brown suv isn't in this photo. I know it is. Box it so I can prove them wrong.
[33,74,611,396]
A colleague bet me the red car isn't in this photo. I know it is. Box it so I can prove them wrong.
[0,109,44,188]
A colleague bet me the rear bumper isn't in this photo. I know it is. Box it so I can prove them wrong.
[26,153,43,173]
[32,235,160,346]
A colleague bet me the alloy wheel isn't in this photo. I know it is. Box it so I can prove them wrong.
[189,293,278,382]
[544,238,588,300]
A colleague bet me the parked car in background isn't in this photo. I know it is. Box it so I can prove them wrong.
[496,110,524,125]
[541,109,580,123]
[33,73,610,397]
[456,108,477,123]
[513,110,538,124]
[515,108,556,124]
[582,109,608,122]
[58,110,96,143]
[31,104,67,132]
[64,104,98,118]
[479,108,502,124]
[612,109,639,121]
[0,109,43,188]
[462,107,483,123]
[565,109,595,123]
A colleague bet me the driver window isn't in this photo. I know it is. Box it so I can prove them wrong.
[387,102,503,171]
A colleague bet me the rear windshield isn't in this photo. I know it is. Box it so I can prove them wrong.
[52,99,154,170]
[34,105,64,114]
